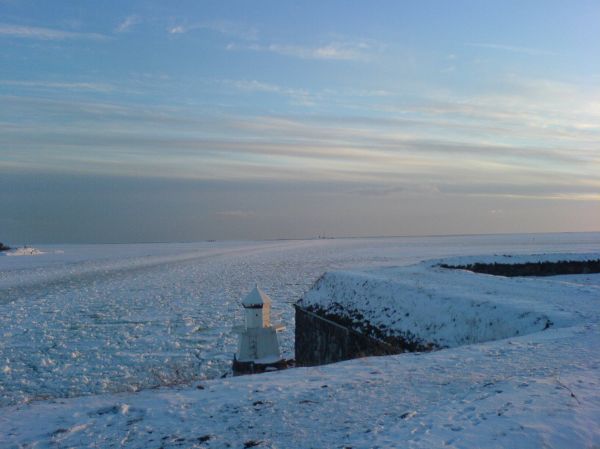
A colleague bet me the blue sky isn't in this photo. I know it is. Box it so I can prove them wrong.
[1,1,599,243]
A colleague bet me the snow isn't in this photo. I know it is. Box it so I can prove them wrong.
[1,233,599,448]
[299,255,588,348]
[3,246,46,256]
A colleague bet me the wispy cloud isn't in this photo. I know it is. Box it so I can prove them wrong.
[215,210,255,218]
[167,20,258,40]
[0,23,108,40]
[225,79,316,106]
[466,42,556,56]
[115,15,141,33]
[345,185,407,197]
[226,40,377,61]
[167,25,186,34]
[0,80,114,92]
[2,69,599,202]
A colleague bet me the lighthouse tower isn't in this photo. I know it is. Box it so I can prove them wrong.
[232,285,285,373]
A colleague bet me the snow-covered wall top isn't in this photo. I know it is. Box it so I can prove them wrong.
[298,253,594,348]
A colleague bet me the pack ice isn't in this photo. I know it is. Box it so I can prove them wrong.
[0,234,599,448]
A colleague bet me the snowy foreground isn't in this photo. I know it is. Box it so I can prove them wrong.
[1,234,600,448]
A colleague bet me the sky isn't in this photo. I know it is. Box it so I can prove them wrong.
[0,0,599,243]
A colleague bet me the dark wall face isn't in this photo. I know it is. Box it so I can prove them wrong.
[294,306,401,367]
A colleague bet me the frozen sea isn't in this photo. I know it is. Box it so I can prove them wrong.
[1,233,599,408]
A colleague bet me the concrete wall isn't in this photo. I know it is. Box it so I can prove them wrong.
[294,305,401,367]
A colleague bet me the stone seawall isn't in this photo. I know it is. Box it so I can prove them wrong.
[294,305,401,367]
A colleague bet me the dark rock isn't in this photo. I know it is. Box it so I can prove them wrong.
[439,259,600,277]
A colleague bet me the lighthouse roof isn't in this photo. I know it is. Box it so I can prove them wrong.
[242,285,272,307]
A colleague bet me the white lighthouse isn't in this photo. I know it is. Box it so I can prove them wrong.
[232,285,285,373]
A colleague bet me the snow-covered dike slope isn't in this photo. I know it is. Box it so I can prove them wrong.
[1,234,600,448]
[299,254,596,348]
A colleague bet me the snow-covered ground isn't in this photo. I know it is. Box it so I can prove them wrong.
[1,233,599,448]
[2,246,47,256]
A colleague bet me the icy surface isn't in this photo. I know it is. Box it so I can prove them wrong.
[1,233,600,448]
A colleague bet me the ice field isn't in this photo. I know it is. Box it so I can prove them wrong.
[1,233,600,448]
